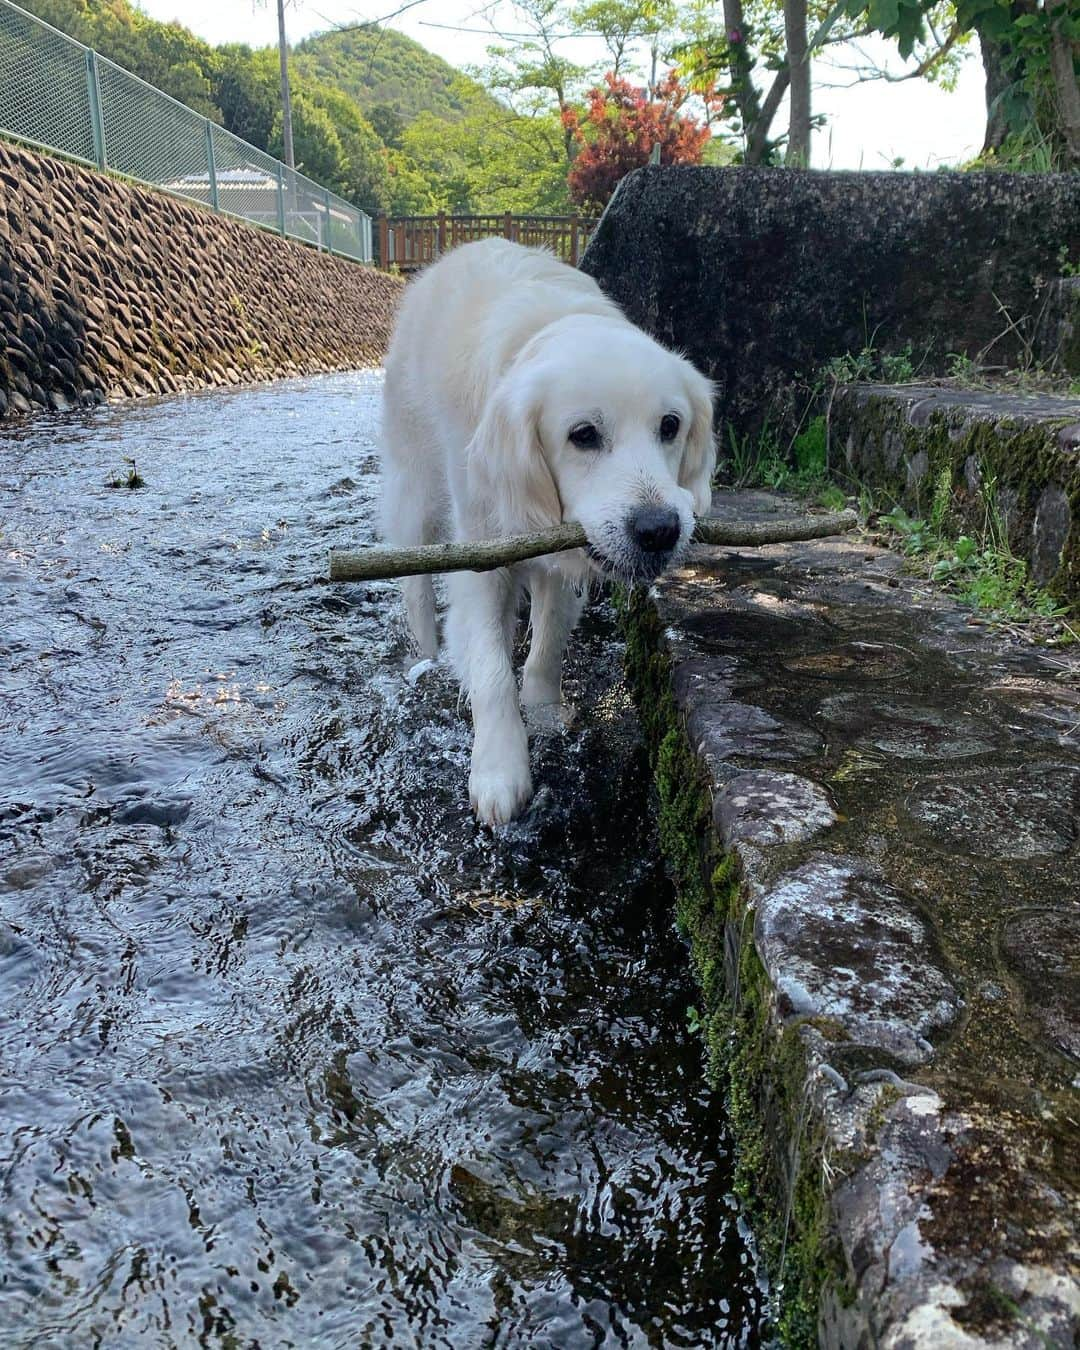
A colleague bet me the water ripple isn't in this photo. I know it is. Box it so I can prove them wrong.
[0,373,769,1347]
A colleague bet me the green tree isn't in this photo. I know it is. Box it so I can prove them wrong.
[960,0,1079,167]
[21,0,223,118]
[571,0,677,84]
[673,0,965,164]
[215,46,280,148]
[479,0,590,162]
[299,85,391,211]
[832,0,1077,167]
[397,84,573,213]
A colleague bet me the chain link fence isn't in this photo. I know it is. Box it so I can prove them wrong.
[0,0,373,263]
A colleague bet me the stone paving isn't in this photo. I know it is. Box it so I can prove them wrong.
[631,490,1080,1348]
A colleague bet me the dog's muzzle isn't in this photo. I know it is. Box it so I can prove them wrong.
[586,505,685,582]
[629,505,680,554]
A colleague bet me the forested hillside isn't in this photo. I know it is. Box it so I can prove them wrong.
[14,0,505,214]
[292,25,487,126]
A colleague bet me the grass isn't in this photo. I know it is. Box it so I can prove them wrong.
[722,414,1075,638]
[106,456,145,489]
[720,330,1078,634]
[823,340,917,387]
[722,331,929,506]
[722,416,849,511]
[877,466,1072,629]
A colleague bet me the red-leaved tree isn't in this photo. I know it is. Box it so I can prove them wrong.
[563,73,713,213]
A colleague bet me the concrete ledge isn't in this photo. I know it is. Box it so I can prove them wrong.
[831,384,1080,604]
[621,491,1080,1347]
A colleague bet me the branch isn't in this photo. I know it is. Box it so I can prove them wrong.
[328,510,858,582]
[325,0,433,33]
[747,63,789,163]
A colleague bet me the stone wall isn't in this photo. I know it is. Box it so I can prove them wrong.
[582,166,1080,435]
[0,138,402,417]
[832,384,1080,603]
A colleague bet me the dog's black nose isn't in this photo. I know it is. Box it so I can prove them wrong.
[629,506,680,553]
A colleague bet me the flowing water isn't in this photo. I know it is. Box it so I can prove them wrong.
[0,371,768,1348]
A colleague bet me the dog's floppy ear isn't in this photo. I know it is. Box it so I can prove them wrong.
[466,373,562,534]
[679,368,717,517]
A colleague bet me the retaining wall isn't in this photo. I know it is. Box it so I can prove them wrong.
[0,138,402,416]
[583,166,1080,436]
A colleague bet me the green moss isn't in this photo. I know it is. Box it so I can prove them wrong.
[619,585,850,1347]
[837,393,1080,608]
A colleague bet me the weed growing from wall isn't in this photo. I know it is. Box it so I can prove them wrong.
[878,467,1071,627]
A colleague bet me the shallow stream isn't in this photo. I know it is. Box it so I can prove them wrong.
[0,372,767,1348]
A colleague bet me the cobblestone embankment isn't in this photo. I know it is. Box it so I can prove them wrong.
[0,138,401,416]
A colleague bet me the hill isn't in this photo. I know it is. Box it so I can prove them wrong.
[293,25,493,132]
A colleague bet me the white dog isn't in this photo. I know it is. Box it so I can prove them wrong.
[380,238,715,825]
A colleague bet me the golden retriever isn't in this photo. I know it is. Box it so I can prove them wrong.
[381,239,715,824]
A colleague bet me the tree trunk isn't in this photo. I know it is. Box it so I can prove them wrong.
[746,67,790,165]
[978,23,1010,152]
[721,0,764,155]
[976,0,1037,155]
[1048,1,1080,168]
[784,0,811,165]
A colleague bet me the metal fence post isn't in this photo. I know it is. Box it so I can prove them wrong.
[276,163,286,236]
[324,188,333,256]
[204,120,219,210]
[85,49,106,170]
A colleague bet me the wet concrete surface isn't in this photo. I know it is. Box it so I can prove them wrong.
[648,491,1080,1347]
[0,374,770,1348]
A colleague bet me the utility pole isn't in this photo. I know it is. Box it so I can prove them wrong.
[277,0,295,170]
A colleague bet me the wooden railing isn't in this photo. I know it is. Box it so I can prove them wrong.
[379,213,599,270]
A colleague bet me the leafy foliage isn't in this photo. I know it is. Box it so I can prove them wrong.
[849,0,1080,167]
[396,87,574,213]
[564,72,711,210]
[878,469,1069,621]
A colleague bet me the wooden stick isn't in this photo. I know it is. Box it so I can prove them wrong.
[328,509,857,582]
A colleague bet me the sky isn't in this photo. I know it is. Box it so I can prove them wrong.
[137,0,987,171]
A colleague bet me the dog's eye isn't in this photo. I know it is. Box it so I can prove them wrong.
[659,414,681,442]
[568,422,601,450]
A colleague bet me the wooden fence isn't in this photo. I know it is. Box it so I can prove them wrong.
[379,213,599,271]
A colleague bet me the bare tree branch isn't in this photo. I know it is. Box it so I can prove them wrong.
[327,511,858,582]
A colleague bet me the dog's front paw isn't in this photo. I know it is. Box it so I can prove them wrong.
[469,763,533,826]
